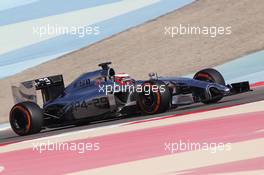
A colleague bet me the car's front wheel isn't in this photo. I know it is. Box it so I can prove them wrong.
[137,80,171,114]
[9,102,43,136]
[194,68,225,104]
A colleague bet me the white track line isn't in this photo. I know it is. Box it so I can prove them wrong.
[212,171,264,175]
[69,138,264,175]
[1,100,264,153]
[0,166,4,173]
[256,129,264,133]
[0,123,123,153]
[0,123,10,132]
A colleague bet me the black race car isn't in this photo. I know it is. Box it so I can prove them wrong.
[9,62,250,135]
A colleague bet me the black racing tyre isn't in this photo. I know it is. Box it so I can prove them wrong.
[193,68,225,104]
[193,68,225,85]
[137,80,171,115]
[9,102,43,136]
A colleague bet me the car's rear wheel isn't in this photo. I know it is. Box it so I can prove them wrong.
[194,68,225,104]
[9,102,43,136]
[137,80,171,114]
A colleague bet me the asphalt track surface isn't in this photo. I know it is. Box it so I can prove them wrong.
[1,86,264,145]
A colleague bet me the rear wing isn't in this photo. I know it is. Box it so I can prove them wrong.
[11,80,37,105]
[12,75,64,105]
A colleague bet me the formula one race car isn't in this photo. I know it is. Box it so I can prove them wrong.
[9,62,250,135]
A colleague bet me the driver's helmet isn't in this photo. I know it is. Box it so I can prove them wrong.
[114,73,134,85]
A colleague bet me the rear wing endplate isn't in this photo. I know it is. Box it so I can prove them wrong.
[11,75,64,105]
[11,80,37,105]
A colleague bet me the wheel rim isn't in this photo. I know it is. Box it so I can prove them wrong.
[11,106,31,134]
[141,91,156,107]
[139,83,161,114]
